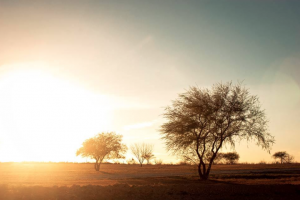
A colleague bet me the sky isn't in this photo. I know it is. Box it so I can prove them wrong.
[0,0,299,163]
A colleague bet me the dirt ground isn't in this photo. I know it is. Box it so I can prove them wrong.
[0,163,299,199]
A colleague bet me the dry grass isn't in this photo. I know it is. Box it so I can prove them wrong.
[0,163,299,199]
[0,163,198,186]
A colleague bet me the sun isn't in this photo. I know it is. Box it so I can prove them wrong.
[0,63,113,162]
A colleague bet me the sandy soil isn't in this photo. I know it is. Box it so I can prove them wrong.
[0,163,299,185]
[0,163,299,199]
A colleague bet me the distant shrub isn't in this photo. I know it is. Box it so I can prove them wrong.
[237,162,255,165]
[154,159,163,165]
[178,160,193,165]
[178,161,188,165]
[258,160,267,164]
[126,159,137,165]
[163,162,174,165]
[102,161,113,164]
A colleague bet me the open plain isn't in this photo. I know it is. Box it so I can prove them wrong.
[0,163,299,199]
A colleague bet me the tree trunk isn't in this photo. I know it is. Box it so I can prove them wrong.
[94,160,101,171]
[198,154,217,180]
[201,174,209,180]
[198,163,209,180]
[204,162,213,180]
[204,153,217,179]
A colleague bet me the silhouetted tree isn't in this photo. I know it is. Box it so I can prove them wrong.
[160,82,274,180]
[222,152,240,164]
[286,154,295,164]
[272,151,294,164]
[76,132,127,171]
[144,153,155,164]
[130,143,153,167]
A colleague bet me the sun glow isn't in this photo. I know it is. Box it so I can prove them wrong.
[0,64,113,162]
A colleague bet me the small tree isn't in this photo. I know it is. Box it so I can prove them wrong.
[286,154,295,164]
[76,132,127,171]
[144,153,155,164]
[222,152,240,164]
[273,151,287,164]
[160,82,274,180]
[272,151,294,164]
[130,143,154,167]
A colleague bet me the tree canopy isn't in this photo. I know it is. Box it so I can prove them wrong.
[76,132,127,171]
[160,82,274,180]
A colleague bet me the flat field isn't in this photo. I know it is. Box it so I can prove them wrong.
[0,163,299,199]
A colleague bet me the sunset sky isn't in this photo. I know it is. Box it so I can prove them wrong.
[0,0,299,163]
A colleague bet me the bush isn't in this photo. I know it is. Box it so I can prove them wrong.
[154,159,163,165]
[258,160,267,164]
[126,159,137,165]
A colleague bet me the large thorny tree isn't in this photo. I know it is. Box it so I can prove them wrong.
[76,132,127,171]
[160,82,274,180]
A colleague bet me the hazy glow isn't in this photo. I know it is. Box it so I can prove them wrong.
[123,121,155,131]
[0,63,113,162]
[0,0,300,163]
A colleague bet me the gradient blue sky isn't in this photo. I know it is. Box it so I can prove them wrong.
[0,0,299,163]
